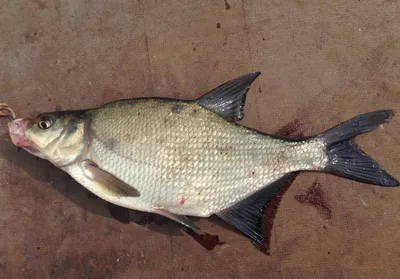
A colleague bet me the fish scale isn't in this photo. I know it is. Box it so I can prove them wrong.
[85,99,325,216]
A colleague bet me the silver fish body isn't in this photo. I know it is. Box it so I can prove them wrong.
[65,99,327,217]
[6,72,399,245]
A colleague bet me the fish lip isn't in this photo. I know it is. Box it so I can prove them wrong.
[7,118,40,154]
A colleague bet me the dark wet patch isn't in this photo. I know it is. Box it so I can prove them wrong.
[262,37,266,41]
[171,104,183,113]
[192,233,224,250]
[224,0,231,10]
[274,119,305,138]
[23,31,40,44]
[372,188,385,199]
[216,23,221,29]
[181,226,224,250]
[193,47,196,51]
[33,0,47,9]
[107,203,130,224]
[48,97,52,102]
[258,87,262,93]
[131,212,157,226]
[256,173,299,255]
[294,180,332,220]
[223,41,227,46]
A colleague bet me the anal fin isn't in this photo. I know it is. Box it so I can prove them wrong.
[217,174,297,245]
[155,208,200,233]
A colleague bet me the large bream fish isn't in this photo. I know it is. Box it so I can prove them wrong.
[3,73,399,244]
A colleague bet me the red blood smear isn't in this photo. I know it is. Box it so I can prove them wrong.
[190,233,225,250]
[294,180,332,220]
[180,225,224,250]
[274,119,305,138]
[179,196,187,205]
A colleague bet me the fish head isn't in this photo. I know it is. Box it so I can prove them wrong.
[8,110,88,167]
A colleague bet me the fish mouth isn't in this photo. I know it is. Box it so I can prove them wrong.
[7,118,40,154]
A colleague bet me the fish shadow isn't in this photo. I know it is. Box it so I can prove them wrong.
[0,132,185,237]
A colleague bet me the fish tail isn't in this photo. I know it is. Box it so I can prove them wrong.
[320,110,399,186]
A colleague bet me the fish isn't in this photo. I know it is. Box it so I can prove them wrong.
[4,72,400,245]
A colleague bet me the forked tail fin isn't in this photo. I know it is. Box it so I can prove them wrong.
[218,110,399,247]
[320,110,399,186]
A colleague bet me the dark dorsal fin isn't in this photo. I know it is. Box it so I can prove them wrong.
[196,72,261,122]
[216,174,297,245]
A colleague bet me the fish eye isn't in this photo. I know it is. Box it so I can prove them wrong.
[38,115,55,130]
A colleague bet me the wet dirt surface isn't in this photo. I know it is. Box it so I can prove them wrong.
[1,1,400,278]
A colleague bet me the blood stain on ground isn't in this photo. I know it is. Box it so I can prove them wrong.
[294,180,332,220]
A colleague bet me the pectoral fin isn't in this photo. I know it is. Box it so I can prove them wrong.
[81,160,140,197]
[155,208,200,233]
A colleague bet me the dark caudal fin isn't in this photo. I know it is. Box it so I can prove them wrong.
[320,110,399,187]
[217,174,297,245]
